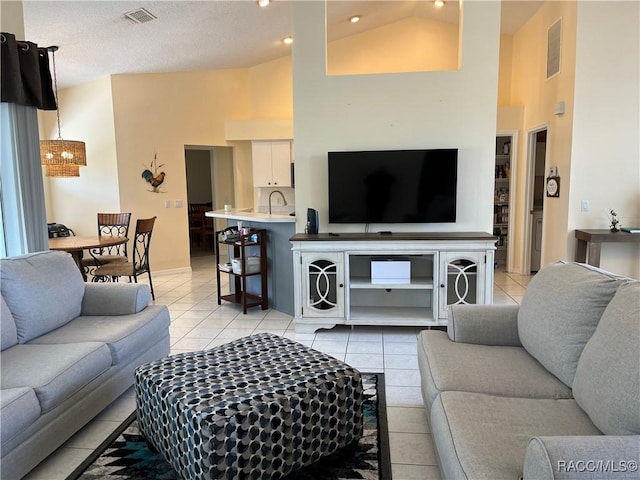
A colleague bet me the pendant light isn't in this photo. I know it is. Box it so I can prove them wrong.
[44,164,80,177]
[40,45,87,176]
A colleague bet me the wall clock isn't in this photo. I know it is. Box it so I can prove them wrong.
[546,176,560,197]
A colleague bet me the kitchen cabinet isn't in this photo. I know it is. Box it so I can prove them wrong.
[252,141,292,187]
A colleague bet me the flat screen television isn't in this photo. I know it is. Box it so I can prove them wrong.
[328,149,457,224]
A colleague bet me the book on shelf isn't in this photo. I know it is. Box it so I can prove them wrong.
[621,227,640,234]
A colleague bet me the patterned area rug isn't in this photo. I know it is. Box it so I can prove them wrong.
[67,373,391,480]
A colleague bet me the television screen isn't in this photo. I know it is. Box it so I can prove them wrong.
[328,149,457,224]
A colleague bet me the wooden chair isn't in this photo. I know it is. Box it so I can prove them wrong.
[82,213,132,270]
[201,214,216,249]
[188,204,206,246]
[92,217,157,299]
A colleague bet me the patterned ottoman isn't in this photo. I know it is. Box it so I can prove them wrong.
[134,333,364,479]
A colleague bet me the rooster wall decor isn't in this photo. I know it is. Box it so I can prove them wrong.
[141,153,166,193]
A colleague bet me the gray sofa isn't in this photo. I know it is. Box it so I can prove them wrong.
[418,261,640,479]
[1,251,171,480]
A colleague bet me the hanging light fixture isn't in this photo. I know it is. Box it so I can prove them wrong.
[40,45,87,175]
[44,164,80,177]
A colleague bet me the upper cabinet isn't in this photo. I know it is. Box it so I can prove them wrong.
[252,141,292,187]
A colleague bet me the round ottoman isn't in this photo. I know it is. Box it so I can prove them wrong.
[134,333,363,479]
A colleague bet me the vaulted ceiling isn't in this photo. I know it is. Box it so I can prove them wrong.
[21,1,543,89]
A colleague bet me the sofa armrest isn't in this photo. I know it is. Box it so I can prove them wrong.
[447,304,522,346]
[81,283,151,316]
[524,436,640,480]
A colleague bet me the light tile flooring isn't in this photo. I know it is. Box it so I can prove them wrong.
[24,258,531,480]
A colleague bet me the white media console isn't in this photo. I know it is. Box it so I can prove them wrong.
[290,232,497,333]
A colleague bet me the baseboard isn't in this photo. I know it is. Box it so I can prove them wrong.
[154,266,192,276]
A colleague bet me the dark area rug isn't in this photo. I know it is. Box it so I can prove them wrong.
[67,373,391,480]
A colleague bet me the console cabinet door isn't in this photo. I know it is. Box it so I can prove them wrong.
[301,252,345,318]
[438,252,486,319]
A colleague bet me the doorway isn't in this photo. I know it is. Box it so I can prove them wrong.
[185,146,235,258]
[524,128,547,274]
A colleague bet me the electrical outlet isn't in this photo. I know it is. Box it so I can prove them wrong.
[175,200,183,208]
[164,200,171,208]
[581,200,590,212]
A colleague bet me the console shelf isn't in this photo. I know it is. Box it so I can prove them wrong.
[349,277,434,289]
[350,306,434,323]
[290,232,497,333]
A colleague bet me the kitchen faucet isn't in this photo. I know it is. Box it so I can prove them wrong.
[268,190,288,215]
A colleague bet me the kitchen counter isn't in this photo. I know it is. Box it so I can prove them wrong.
[206,209,296,315]
[206,208,295,223]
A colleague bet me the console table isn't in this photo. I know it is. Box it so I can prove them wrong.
[290,232,497,333]
[574,229,640,267]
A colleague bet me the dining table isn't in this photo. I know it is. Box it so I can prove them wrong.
[48,235,128,281]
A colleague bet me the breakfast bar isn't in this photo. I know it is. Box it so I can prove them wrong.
[206,209,295,315]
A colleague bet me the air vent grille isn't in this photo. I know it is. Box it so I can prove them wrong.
[546,18,562,79]
[125,8,157,24]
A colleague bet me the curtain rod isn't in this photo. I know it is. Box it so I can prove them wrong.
[0,33,54,52]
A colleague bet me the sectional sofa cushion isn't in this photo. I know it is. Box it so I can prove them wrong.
[0,387,40,445]
[572,281,640,435]
[524,435,640,480]
[1,296,18,351]
[0,251,85,343]
[517,262,625,387]
[418,331,572,407]
[430,391,602,480]
[0,343,112,413]
[81,283,151,316]
[29,305,171,365]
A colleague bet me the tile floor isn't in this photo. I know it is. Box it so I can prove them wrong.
[24,257,531,480]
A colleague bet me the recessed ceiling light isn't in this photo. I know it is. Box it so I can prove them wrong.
[349,15,361,23]
[283,36,293,45]
[257,0,270,7]
[434,0,445,7]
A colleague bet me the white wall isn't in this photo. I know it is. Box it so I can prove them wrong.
[1,1,24,36]
[508,1,578,272]
[327,16,459,75]
[40,77,121,235]
[292,0,501,234]
[568,1,640,278]
[110,70,251,271]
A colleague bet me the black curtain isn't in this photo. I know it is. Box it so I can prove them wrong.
[1,32,57,110]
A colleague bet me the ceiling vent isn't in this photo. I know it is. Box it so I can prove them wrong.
[125,8,157,24]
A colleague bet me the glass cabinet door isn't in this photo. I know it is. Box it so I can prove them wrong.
[301,252,344,318]
[439,252,486,319]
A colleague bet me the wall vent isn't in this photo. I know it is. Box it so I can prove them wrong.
[125,8,157,24]
[546,18,562,79]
